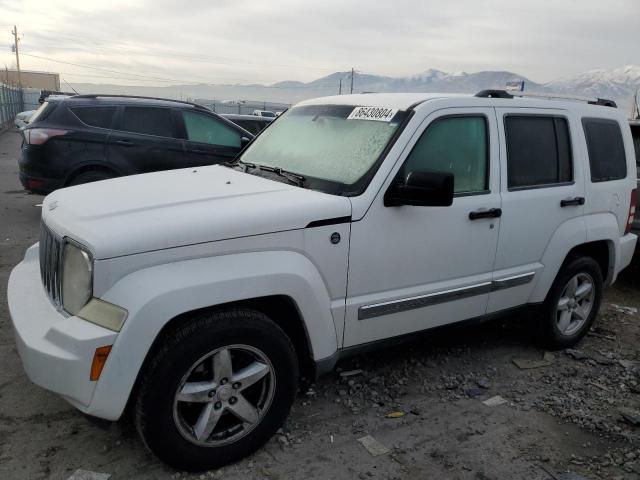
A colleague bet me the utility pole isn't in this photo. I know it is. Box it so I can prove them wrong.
[350,68,354,94]
[11,25,22,90]
[339,78,342,95]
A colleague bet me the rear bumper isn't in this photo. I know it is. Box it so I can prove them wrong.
[19,146,64,193]
[19,171,63,193]
[8,244,118,412]
[615,233,637,279]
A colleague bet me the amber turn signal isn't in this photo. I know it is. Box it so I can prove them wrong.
[90,345,112,381]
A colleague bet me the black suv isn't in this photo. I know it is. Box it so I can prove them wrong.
[19,95,253,193]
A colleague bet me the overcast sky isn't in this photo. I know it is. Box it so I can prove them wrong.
[0,0,638,87]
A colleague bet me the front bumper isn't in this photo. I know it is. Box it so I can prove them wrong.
[8,244,117,411]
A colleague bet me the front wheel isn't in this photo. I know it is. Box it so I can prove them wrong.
[134,309,299,471]
[539,255,603,349]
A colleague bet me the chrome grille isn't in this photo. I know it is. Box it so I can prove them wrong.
[39,222,64,307]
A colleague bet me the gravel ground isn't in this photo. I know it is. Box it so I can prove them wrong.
[1,129,639,480]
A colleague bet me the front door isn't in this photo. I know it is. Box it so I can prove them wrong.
[344,107,501,347]
[179,110,245,167]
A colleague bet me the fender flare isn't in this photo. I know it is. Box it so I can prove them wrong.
[529,213,617,303]
[86,250,337,420]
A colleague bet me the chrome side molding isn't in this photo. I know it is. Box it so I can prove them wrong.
[358,272,535,320]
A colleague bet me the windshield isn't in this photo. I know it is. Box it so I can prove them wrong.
[261,111,276,118]
[240,104,408,194]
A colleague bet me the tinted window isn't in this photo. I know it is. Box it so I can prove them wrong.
[402,116,488,194]
[505,116,572,189]
[71,106,116,129]
[183,111,242,147]
[583,118,626,182]
[236,120,267,135]
[122,107,173,137]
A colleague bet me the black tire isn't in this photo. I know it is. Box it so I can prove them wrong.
[539,255,603,349]
[68,170,114,186]
[134,308,298,471]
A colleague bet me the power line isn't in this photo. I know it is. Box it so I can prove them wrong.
[20,30,341,73]
[19,51,341,90]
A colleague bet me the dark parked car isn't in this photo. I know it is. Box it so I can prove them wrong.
[221,114,273,135]
[19,95,253,193]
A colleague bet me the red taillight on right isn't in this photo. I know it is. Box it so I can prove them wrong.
[625,189,637,235]
[24,128,68,145]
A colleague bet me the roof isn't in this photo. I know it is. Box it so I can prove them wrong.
[297,93,462,110]
[57,94,209,111]
[295,92,625,117]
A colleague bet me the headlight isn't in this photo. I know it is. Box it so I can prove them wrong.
[62,241,93,315]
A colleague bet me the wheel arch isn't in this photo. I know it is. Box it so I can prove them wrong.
[84,251,338,421]
[64,163,121,186]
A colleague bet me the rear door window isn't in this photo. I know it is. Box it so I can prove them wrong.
[182,111,242,147]
[505,116,572,189]
[582,118,626,182]
[121,106,174,137]
[70,106,116,129]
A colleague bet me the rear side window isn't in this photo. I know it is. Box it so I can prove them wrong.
[505,116,572,189]
[70,106,116,129]
[182,111,242,147]
[122,107,173,137]
[582,118,627,182]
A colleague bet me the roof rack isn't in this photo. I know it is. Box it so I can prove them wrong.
[475,89,617,108]
[71,94,210,111]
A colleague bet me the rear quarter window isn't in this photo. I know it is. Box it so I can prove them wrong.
[70,106,117,129]
[582,118,627,182]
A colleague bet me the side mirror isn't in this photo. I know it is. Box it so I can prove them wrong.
[384,170,454,207]
[241,136,251,146]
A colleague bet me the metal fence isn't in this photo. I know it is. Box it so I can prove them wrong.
[0,83,24,130]
[195,99,291,115]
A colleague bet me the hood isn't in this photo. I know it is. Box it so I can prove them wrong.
[42,165,352,259]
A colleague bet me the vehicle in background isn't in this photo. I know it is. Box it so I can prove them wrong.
[221,113,273,135]
[18,94,252,193]
[38,90,75,104]
[252,109,277,118]
[629,119,640,232]
[14,110,36,129]
[8,91,637,470]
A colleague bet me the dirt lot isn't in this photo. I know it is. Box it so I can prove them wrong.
[1,129,640,480]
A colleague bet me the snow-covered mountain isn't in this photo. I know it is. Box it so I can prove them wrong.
[544,65,640,101]
[70,65,640,114]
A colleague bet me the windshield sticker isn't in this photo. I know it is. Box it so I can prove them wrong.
[347,106,398,122]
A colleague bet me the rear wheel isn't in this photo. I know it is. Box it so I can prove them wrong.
[134,309,298,471]
[539,256,603,349]
[68,170,115,186]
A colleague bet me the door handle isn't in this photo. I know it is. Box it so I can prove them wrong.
[469,208,502,220]
[188,149,207,154]
[114,139,135,146]
[560,197,585,207]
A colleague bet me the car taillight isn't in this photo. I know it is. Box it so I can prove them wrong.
[24,128,68,145]
[625,189,637,235]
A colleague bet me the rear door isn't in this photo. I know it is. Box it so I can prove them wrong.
[177,110,246,166]
[488,108,585,313]
[108,106,185,174]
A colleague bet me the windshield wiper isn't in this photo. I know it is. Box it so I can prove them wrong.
[258,165,306,187]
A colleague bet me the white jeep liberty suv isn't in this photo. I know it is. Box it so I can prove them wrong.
[8,91,638,471]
